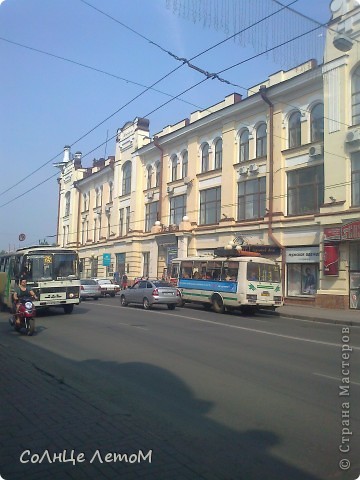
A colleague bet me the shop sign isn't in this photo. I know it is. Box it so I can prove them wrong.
[341,220,360,241]
[102,253,111,266]
[286,247,320,263]
[324,244,339,276]
[324,227,341,242]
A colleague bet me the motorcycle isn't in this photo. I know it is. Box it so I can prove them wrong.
[9,296,36,336]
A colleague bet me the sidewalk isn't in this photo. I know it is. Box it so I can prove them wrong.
[262,304,360,327]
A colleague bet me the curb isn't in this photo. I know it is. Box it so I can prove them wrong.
[259,309,360,327]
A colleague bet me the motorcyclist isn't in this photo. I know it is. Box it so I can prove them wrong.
[12,277,37,325]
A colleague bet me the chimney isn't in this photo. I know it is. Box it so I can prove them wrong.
[63,145,71,163]
[74,151,82,168]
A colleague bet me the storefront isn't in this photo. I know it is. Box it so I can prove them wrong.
[286,246,320,298]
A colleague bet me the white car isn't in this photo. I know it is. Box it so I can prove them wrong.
[92,278,120,297]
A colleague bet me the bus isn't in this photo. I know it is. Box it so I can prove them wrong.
[170,247,283,314]
[0,246,81,314]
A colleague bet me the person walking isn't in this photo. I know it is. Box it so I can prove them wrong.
[121,273,128,290]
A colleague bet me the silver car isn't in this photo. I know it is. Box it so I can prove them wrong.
[120,280,179,310]
[80,279,102,300]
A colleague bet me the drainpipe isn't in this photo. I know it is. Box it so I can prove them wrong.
[259,85,286,296]
[153,136,163,222]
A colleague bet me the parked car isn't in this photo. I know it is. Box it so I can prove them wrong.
[92,278,120,297]
[120,279,180,310]
[80,279,102,300]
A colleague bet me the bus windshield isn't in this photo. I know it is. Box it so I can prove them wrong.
[23,253,79,281]
[247,262,280,283]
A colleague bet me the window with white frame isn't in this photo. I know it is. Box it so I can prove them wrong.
[239,129,249,162]
[182,151,188,178]
[126,206,130,234]
[200,187,221,225]
[119,208,124,237]
[155,162,161,187]
[146,165,153,190]
[256,123,267,157]
[310,103,324,142]
[109,182,113,203]
[64,192,71,217]
[351,152,360,207]
[201,143,209,173]
[143,252,150,278]
[145,201,159,232]
[171,155,178,182]
[170,195,186,225]
[352,65,360,125]
[214,138,222,169]
[287,165,324,215]
[238,177,266,220]
[288,111,301,148]
[122,162,132,195]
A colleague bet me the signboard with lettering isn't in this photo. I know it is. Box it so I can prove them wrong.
[285,247,320,264]
[102,253,111,267]
[324,227,341,242]
[341,220,360,241]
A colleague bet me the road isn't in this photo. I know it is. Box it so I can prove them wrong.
[1,297,360,480]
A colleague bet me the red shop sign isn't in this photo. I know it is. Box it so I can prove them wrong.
[324,227,341,241]
[324,244,339,276]
[341,220,360,240]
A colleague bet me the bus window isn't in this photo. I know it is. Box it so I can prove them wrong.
[222,262,239,281]
[180,261,193,279]
[247,263,259,281]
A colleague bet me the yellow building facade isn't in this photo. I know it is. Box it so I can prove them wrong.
[56,0,360,309]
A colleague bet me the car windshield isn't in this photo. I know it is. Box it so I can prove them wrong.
[153,281,174,288]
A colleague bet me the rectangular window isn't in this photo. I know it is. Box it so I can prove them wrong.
[287,165,324,215]
[351,153,360,206]
[126,206,130,234]
[170,195,186,225]
[287,264,318,296]
[200,187,221,225]
[238,177,266,220]
[143,252,150,277]
[119,208,124,237]
[145,201,159,232]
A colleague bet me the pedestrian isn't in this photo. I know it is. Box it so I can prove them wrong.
[113,271,120,284]
[121,273,128,290]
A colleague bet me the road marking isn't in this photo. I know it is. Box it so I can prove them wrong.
[93,302,360,349]
[313,372,360,386]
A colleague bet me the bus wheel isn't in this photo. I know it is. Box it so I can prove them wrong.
[63,304,74,314]
[212,295,225,314]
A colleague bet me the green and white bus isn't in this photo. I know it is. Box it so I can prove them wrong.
[0,245,81,314]
[170,248,283,314]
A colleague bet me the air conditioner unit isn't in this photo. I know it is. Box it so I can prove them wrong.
[167,186,174,194]
[248,164,259,173]
[309,145,323,157]
[146,191,154,200]
[238,166,248,176]
[183,176,192,185]
[346,130,360,143]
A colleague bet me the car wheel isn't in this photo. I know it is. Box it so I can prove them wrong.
[120,295,128,306]
[110,293,116,297]
[63,304,74,314]
[167,304,176,310]
[212,295,225,314]
[143,297,151,310]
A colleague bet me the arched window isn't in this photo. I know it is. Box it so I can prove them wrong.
[352,65,360,125]
[64,192,71,217]
[201,143,209,173]
[214,138,222,169]
[256,123,267,158]
[311,103,324,142]
[182,151,188,178]
[155,162,161,187]
[171,155,178,182]
[239,129,249,162]
[122,162,132,195]
[146,165,153,190]
[288,111,301,148]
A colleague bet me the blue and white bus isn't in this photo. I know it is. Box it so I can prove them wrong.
[170,248,283,314]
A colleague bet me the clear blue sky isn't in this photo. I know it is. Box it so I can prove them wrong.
[0,0,331,251]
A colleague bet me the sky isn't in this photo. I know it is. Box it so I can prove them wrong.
[0,0,331,252]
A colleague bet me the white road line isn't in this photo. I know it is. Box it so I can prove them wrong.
[313,372,360,386]
[91,302,360,350]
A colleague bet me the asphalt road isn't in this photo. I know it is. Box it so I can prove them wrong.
[2,297,360,480]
